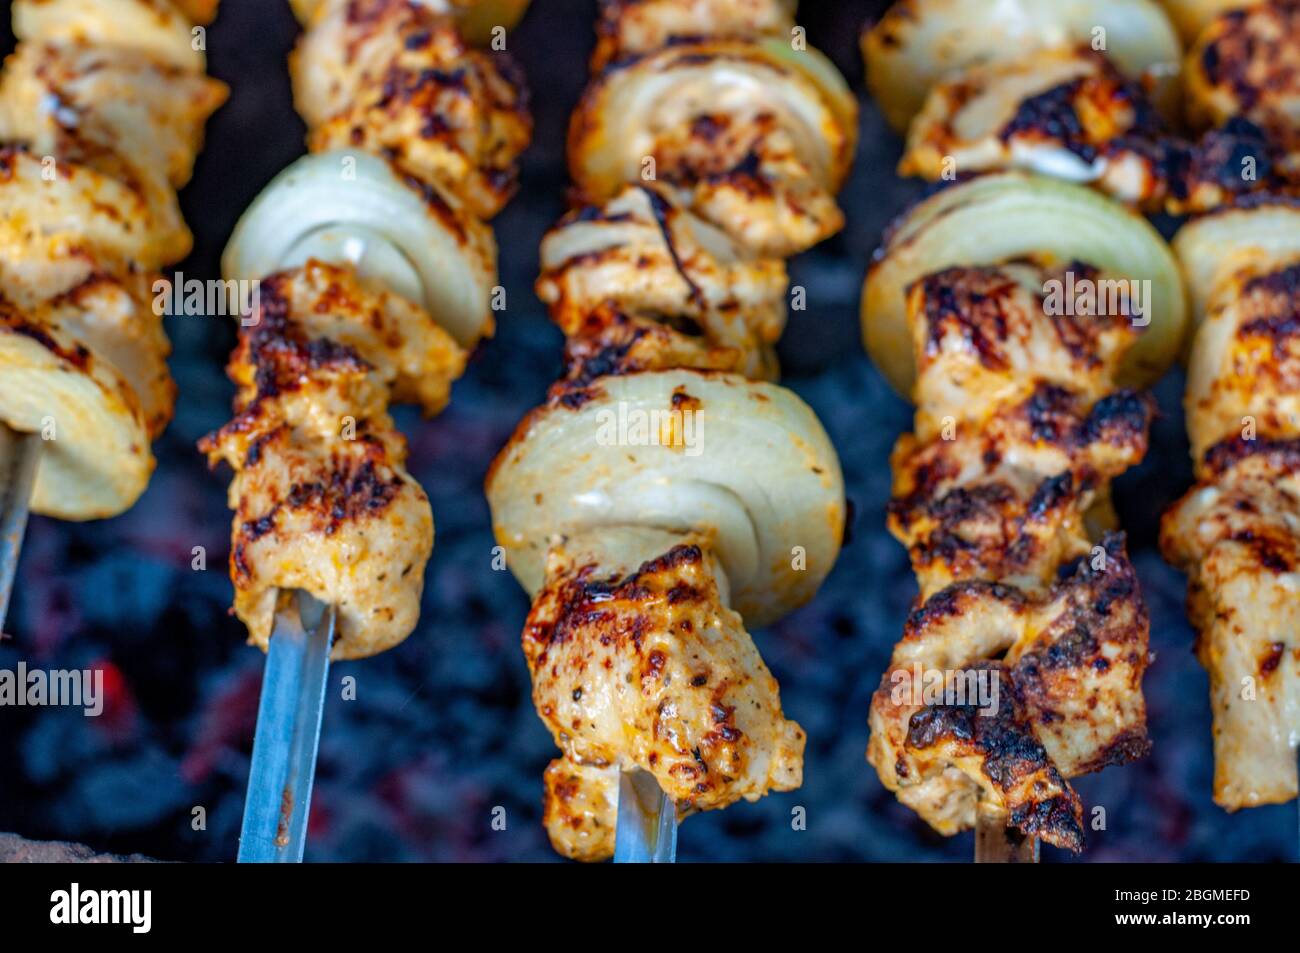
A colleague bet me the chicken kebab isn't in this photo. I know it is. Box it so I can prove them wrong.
[860,0,1195,858]
[202,0,531,859]
[0,0,227,626]
[486,0,857,861]
[1161,0,1300,818]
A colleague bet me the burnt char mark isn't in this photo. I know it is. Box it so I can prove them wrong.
[1261,641,1287,677]
[1202,434,1300,477]
[902,580,1025,639]
[234,447,406,580]
[1172,117,1287,203]
[1072,726,1153,774]
[524,544,706,650]
[1240,263,1300,359]
[906,664,1085,851]
[917,266,1020,370]
[1199,3,1300,114]
[1000,79,1096,161]
[1080,389,1158,448]
[1027,472,1072,518]
[1229,528,1297,573]
[0,295,93,371]
[998,55,1165,165]
[240,271,372,407]
[642,187,707,312]
[1055,532,1138,604]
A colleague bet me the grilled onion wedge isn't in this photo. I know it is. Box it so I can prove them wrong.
[222,150,496,349]
[863,0,1183,134]
[570,36,858,215]
[862,173,1188,398]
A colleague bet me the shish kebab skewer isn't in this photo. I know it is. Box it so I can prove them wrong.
[1160,0,1300,854]
[861,0,1193,860]
[206,0,531,862]
[0,0,226,625]
[487,0,857,862]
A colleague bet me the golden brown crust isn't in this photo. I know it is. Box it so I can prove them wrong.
[524,540,804,826]
[293,0,531,219]
[1185,1,1300,135]
[591,0,795,72]
[868,259,1154,848]
[199,265,458,659]
[0,0,224,519]
[870,535,1151,849]
[542,758,618,862]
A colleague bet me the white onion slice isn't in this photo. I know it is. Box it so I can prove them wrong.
[862,172,1189,397]
[222,150,496,348]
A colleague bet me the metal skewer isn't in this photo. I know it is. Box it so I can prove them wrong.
[0,424,42,635]
[237,589,335,863]
[613,769,677,863]
[974,803,1039,863]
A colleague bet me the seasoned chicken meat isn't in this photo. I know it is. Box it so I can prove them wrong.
[200,263,464,659]
[570,19,857,257]
[869,536,1151,850]
[291,0,531,219]
[1163,219,1300,808]
[0,0,225,519]
[537,185,788,381]
[901,47,1176,211]
[525,534,805,816]
[891,263,1153,597]
[543,758,619,863]
[590,0,795,71]
[866,256,1154,848]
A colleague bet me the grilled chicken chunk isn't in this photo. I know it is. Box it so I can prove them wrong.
[200,263,463,660]
[537,185,788,381]
[591,0,795,71]
[291,0,531,219]
[0,0,225,519]
[543,758,619,863]
[1184,261,1300,463]
[868,259,1154,848]
[1184,0,1300,136]
[1174,1,1300,213]
[1163,253,1300,808]
[570,0,857,260]
[902,47,1175,210]
[1163,441,1300,808]
[869,535,1151,850]
[524,535,805,821]
[890,263,1154,598]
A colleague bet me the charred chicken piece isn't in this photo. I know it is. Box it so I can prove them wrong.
[869,535,1151,850]
[199,263,464,659]
[591,0,795,71]
[901,47,1178,211]
[571,1,857,258]
[525,537,805,812]
[537,185,788,381]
